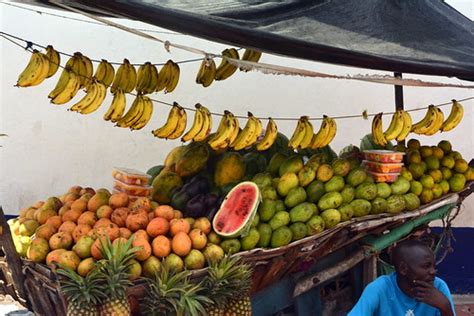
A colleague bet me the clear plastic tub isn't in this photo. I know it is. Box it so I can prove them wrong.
[113,180,152,197]
[367,171,399,183]
[363,160,404,173]
[363,150,405,163]
[112,167,151,186]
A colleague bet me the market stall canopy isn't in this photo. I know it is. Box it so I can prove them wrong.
[33,0,474,80]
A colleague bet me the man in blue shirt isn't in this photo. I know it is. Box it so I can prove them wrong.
[348,240,455,316]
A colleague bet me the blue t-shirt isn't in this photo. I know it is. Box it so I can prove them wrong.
[348,272,456,316]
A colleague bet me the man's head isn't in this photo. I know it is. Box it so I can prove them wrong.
[391,239,436,285]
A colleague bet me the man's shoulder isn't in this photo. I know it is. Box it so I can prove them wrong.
[365,273,394,291]
[433,276,450,290]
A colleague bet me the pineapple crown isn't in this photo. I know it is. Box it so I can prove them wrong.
[57,266,106,306]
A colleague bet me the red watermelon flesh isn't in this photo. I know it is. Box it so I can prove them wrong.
[213,182,260,237]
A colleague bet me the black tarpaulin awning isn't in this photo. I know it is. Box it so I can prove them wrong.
[36,0,474,80]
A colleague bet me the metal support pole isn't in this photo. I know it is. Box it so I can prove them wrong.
[394,72,404,144]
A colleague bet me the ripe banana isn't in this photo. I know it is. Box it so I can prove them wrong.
[424,106,444,136]
[147,64,159,94]
[166,103,187,139]
[298,117,314,149]
[230,112,261,150]
[288,117,307,149]
[165,61,180,93]
[155,60,172,92]
[441,100,464,132]
[256,118,278,151]
[130,95,153,130]
[45,45,60,78]
[208,111,237,150]
[16,50,50,87]
[136,62,152,94]
[372,113,388,146]
[152,103,186,139]
[395,110,413,142]
[79,54,93,88]
[70,81,107,114]
[116,95,145,128]
[196,57,217,87]
[240,49,262,71]
[319,117,337,148]
[193,105,212,142]
[104,89,126,122]
[311,117,328,149]
[49,70,81,105]
[94,59,115,87]
[215,48,239,81]
[228,115,241,145]
[411,105,438,135]
[111,59,137,94]
[65,52,91,89]
[383,110,404,141]
[182,103,205,142]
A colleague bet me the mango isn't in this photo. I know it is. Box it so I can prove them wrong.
[306,215,325,235]
[332,158,351,177]
[449,173,466,192]
[258,200,277,222]
[320,209,341,229]
[376,182,392,198]
[410,180,423,196]
[386,195,406,214]
[324,176,345,193]
[341,186,355,204]
[391,177,411,195]
[289,202,317,223]
[403,193,421,211]
[318,192,343,211]
[355,183,378,201]
[252,172,273,189]
[298,166,316,187]
[270,226,293,248]
[269,211,291,230]
[371,197,388,214]
[316,164,334,182]
[261,186,278,200]
[257,223,273,248]
[275,200,286,213]
[241,228,260,251]
[290,223,308,241]
[279,155,304,176]
[350,199,372,217]
[220,239,241,255]
[346,169,367,187]
[277,173,299,197]
[338,203,354,221]
[306,180,326,203]
[285,187,307,208]
[267,153,288,176]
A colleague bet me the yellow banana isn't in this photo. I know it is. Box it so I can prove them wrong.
[182,103,205,142]
[152,103,183,138]
[111,59,136,94]
[155,60,172,92]
[215,48,239,81]
[196,57,216,87]
[372,113,387,146]
[165,61,180,93]
[441,100,464,132]
[116,95,144,128]
[166,104,187,139]
[319,117,337,147]
[65,52,89,89]
[424,107,444,136]
[298,116,314,149]
[69,80,100,112]
[136,62,152,94]
[395,110,413,142]
[242,49,262,62]
[194,105,212,142]
[50,70,81,105]
[383,110,405,141]
[311,117,330,149]
[231,112,259,150]
[16,50,50,87]
[288,117,307,149]
[79,54,93,88]
[228,115,241,145]
[95,59,115,87]
[208,111,234,149]
[146,63,159,94]
[45,45,60,78]
[77,82,107,115]
[411,105,438,135]
[104,89,126,122]
[130,95,154,130]
[256,118,278,151]
[49,68,72,99]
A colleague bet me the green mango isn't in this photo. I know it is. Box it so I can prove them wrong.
[285,187,307,208]
[324,176,345,192]
[317,192,343,211]
[289,202,317,223]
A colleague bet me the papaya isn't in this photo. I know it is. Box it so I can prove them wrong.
[214,152,246,187]
[267,153,288,176]
[279,155,304,176]
[152,171,183,204]
[164,146,187,171]
[175,143,210,178]
[244,152,267,177]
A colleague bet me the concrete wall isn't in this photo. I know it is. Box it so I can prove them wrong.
[0,3,473,227]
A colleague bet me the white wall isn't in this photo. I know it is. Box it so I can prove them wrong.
[1,2,473,226]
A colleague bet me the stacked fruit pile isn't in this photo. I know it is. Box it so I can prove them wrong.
[8,187,230,277]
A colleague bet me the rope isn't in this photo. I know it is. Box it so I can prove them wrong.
[2,32,473,121]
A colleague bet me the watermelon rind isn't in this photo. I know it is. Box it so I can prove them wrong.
[212,181,261,238]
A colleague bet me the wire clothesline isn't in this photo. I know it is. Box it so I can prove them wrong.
[1,30,473,121]
[0,1,181,35]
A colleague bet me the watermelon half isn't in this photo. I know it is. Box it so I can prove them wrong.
[212,181,261,238]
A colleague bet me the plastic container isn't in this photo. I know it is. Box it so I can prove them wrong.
[363,150,405,163]
[363,160,404,173]
[112,167,151,186]
[113,180,152,197]
[367,171,399,183]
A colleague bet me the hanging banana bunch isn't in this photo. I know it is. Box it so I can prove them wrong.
[371,113,387,146]
[441,100,464,132]
[310,116,337,149]
[411,105,444,136]
[94,59,115,87]
[16,50,50,87]
[208,111,239,150]
[111,59,137,94]
[215,48,239,81]
[115,94,153,130]
[69,79,107,115]
[230,112,262,151]
[152,102,187,139]
[195,56,217,87]
[181,103,213,142]
[103,89,126,123]
[64,52,93,89]
[136,62,160,94]
[48,68,81,105]
[156,60,180,94]
[255,118,278,151]
[240,48,262,71]
[45,45,60,78]
[371,110,414,145]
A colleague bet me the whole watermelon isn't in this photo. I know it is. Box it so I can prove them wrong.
[360,134,394,151]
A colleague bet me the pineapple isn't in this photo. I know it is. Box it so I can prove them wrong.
[141,260,211,316]
[57,266,105,316]
[203,256,253,316]
[96,237,137,316]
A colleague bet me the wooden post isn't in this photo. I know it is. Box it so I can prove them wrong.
[0,207,28,306]
[362,255,378,287]
[394,72,405,145]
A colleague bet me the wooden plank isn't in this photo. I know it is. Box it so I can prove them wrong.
[362,255,378,287]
